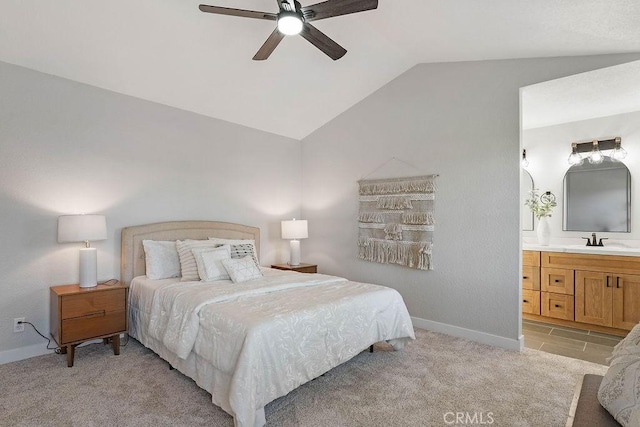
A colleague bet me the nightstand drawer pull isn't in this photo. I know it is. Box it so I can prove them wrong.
[83,310,106,319]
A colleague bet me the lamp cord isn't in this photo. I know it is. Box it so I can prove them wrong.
[21,321,61,353]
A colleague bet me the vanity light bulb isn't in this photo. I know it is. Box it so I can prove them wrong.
[612,145,627,161]
[568,152,583,166]
[589,148,604,164]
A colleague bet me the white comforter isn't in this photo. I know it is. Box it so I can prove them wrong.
[145,270,415,427]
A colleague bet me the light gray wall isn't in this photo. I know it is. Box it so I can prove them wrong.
[522,110,640,243]
[300,54,640,345]
[0,62,301,357]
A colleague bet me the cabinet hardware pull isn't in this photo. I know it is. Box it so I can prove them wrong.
[554,279,561,283]
[554,304,560,308]
[83,310,106,319]
[523,299,529,303]
[523,276,528,279]
[606,276,610,287]
[617,277,621,288]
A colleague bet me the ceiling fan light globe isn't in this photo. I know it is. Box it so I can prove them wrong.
[278,14,303,35]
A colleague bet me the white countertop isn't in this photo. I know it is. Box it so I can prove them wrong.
[523,243,640,257]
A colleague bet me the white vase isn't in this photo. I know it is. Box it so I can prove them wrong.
[536,217,551,246]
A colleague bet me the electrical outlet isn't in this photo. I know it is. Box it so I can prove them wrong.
[13,317,25,333]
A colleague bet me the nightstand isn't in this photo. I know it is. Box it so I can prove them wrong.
[50,282,128,367]
[271,263,318,274]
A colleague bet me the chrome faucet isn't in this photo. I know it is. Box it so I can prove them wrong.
[582,232,607,247]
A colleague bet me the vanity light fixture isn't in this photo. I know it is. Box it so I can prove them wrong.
[567,137,625,166]
[521,149,529,168]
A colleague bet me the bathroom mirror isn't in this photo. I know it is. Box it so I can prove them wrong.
[521,169,534,231]
[563,156,631,232]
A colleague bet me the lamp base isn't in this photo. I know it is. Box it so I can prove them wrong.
[79,248,98,288]
[289,240,301,266]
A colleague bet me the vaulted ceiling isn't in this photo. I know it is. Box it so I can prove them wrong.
[2,0,640,139]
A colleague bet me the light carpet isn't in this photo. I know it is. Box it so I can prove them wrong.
[0,329,607,426]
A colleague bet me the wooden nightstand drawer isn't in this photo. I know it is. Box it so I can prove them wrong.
[61,288,126,319]
[62,309,126,343]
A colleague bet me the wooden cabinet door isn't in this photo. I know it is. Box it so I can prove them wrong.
[575,271,612,327]
[613,274,640,330]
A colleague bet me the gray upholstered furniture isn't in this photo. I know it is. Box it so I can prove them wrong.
[567,374,620,426]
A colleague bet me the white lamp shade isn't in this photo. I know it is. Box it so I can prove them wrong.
[281,219,308,240]
[58,214,107,243]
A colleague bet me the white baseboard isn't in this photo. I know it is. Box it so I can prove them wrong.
[0,342,54,365]
[0,337,121,365]
[411,316,524,351]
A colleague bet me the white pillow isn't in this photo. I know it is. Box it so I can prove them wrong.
[208,238,259,264]
[192,245,231,282]
[142,240,180,280]
[176,239,221,281]
[222,256,263,284]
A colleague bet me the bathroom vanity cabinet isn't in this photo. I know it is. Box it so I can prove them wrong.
[523,250,640,335]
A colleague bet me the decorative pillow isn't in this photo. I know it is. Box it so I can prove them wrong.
[192,245,231,282]
[176,239,221,282]
[598,323,640,426]
[208,238,259,264]
[598,352,640,426]
[142,240,181,280]
[222,256,263,284]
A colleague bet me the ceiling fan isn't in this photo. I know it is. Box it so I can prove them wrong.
[198,0,378,61]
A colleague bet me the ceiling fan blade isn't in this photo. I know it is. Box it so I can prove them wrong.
[253,28,286,60]
[198,5,277,21]
[301,0,377,22]
[300,23,347,60]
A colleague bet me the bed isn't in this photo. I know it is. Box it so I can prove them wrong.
[121,220,415,427]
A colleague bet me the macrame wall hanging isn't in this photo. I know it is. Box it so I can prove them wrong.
[358,174,438,270]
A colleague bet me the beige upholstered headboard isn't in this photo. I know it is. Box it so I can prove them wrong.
[120,221,260,285]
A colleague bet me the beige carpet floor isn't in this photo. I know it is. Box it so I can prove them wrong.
[0,328,607,426]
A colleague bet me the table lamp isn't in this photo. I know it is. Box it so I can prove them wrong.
[57,214,107,288]
[281,219,308,266]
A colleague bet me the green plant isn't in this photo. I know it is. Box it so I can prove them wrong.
[525,189,557,220]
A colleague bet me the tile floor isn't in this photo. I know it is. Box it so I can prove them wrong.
[522,319,623,365]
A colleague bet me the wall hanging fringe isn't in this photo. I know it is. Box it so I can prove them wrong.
[357,174,437,271]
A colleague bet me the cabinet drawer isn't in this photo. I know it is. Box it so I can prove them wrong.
[542,268,574,295]
[61,289,126,319]
[523,251,540,267]
[522,266,540,291]
[61,309,126,344]
[522,290,540,315]
[541,292,574,321]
